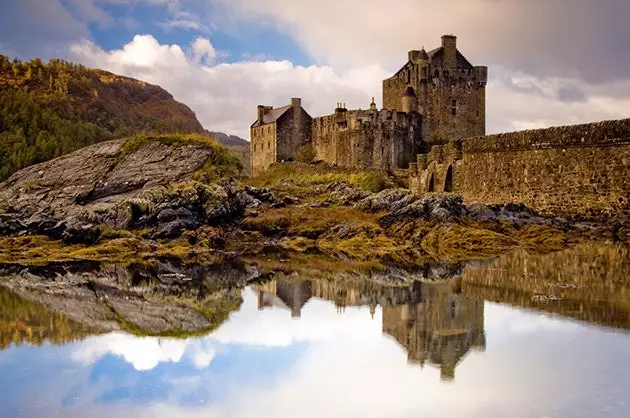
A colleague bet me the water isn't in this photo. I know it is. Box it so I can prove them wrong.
[1,243,629,418]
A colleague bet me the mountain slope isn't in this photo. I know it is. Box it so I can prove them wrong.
[0,55,204,180]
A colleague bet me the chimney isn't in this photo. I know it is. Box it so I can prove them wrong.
[441,34,457,68]
[257,105,266,123]
[290,97,302,107]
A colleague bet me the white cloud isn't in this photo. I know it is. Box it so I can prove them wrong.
[209,0,630,83]
[69,35,387,137]
[54,292,610,418]
[71,333,189,371]
[191,37,217,64]
[68,34,630,138]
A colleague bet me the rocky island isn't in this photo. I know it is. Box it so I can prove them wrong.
[0,48,627,339]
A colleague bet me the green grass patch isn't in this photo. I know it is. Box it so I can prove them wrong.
[246,162,393,192]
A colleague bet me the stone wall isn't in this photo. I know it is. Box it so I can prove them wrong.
[384,67,486,143]
[409,119,630,219]
[462,243,630,329]
[312,108,422,170]
[250,122,277,176]
[250,100,313,176]
[276,106,312,162]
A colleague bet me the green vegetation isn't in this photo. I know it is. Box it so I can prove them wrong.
[225,145,250,175]
[0,55,203,181]
[246,162,393,193]
[0,286,96,349]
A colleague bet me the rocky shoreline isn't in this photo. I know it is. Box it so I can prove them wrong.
[0,136,627,269]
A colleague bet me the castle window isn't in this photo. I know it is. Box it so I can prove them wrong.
[268,141,271,149]
[451,100,457,116]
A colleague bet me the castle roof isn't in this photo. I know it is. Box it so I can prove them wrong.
[390,46,474,79]
[427,47,474,69]
[251,104,291,127]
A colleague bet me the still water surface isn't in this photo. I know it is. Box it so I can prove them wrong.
[1,244,629,418]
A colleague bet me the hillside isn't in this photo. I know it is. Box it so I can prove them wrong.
[209,131,249,147]
[0,55,204,180]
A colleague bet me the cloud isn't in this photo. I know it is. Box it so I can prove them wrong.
[68,34,630,138]
[69,34,388,137]
[71,333,189,371]
[52,293,608,418]
[209,0,630,83]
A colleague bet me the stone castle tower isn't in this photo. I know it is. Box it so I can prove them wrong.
[251,34,487,174]
[382,35,487,144]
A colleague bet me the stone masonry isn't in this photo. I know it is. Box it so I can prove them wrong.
[250,34,629,218]
[251,34,484,174]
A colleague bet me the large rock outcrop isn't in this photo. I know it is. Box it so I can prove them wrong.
[0,136,248,241]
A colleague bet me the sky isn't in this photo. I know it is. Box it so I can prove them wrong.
[2,289,630,417]
[1,0,629,138]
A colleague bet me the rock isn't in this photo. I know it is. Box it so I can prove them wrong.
[0,261,259,335]
[284,196,299,205]
[0,138,242,236]
[466,203,498,222]
[156,207,195,223]
[270,201,286,209]
[379,194,466,227]
[326,182,371,205]
[0,214,26,236]
[151,219,201,240]
[62,222,101,245]
[356,188,413,212]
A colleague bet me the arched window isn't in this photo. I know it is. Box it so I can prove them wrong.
[444,165,453,192]
[428,174,435,192]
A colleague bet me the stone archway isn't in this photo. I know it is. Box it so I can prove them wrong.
[444,165,453,192]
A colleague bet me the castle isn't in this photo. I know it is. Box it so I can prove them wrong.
[251,35,630,219]
[254,277,485,381]
[251,35,486,175]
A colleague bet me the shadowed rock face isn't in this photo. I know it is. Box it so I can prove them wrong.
[0,139,221,219]
[0,261,260,336]
[0,138,250,242]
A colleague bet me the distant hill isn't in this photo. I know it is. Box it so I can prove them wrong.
[0,55,204,180]
[209,131,249,147]
[208,131,250,175]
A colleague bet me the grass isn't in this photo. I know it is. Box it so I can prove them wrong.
[245,162,393,192]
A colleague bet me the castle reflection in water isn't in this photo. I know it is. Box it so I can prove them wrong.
[254,278,485,381]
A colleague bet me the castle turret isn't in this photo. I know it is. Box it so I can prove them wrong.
[402,86,416,113]
[441,35,457,68]
[370,97,377,111]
